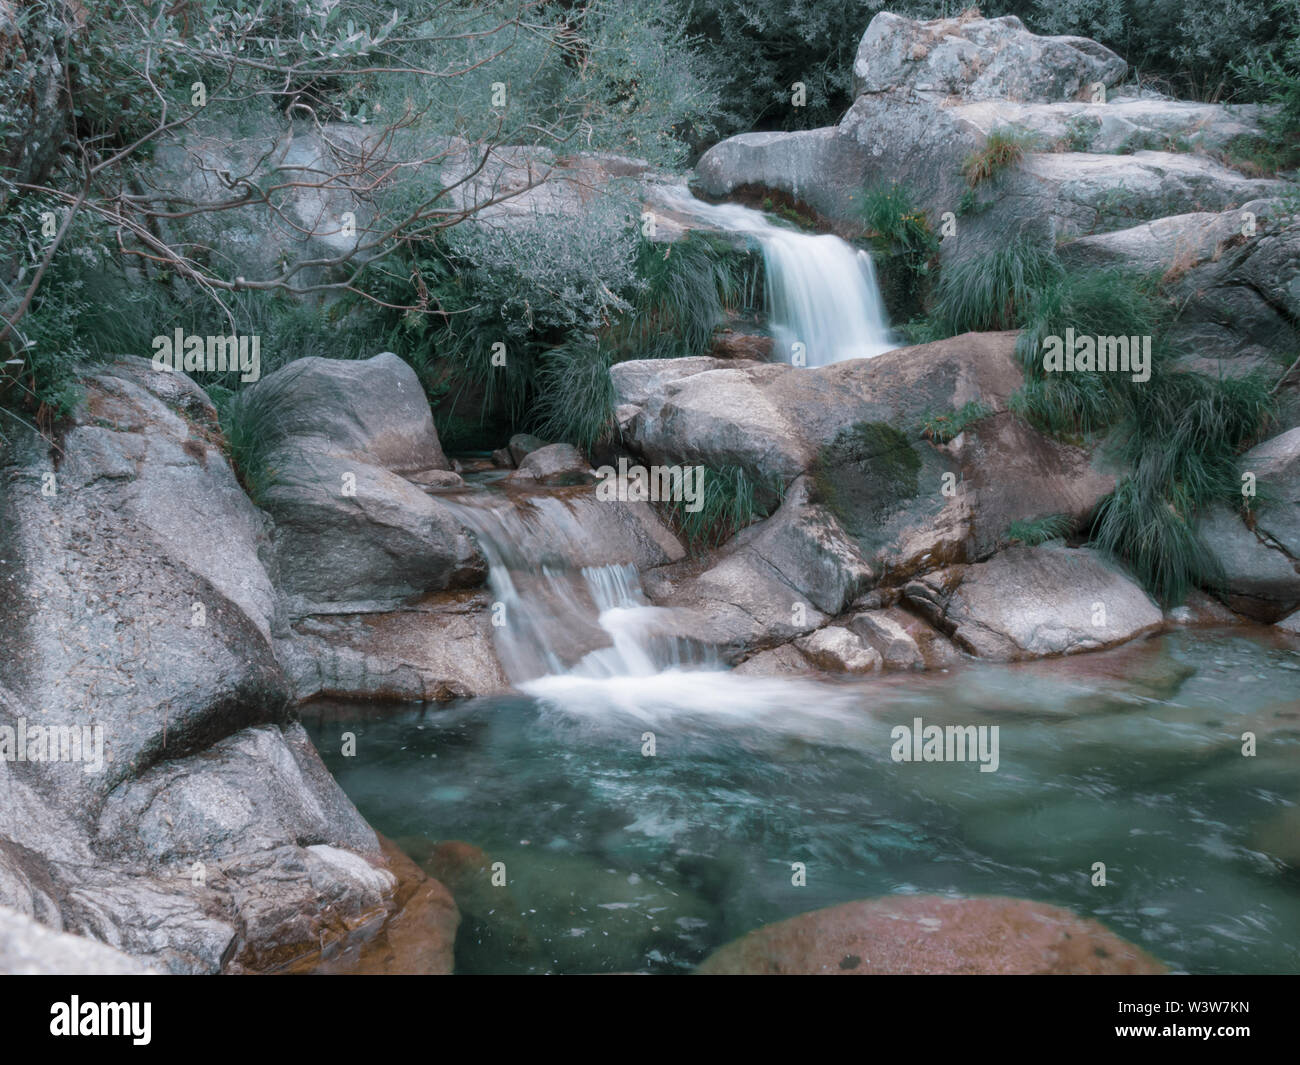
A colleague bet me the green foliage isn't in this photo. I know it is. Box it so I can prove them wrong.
[918,400,992,444]
[860,183,937,269]
[1060,115,1098,152]
[1011,266,1175,436]
[1003,513,1073,546]
[608,234,754,360]
[211,384,284,504]
[962,127,1039,186]
[1002,260,1275,605]
[931,239,1063,335]
[531,339,618,453]
[663,463,778,550]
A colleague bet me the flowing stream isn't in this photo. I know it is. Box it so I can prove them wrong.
[305,489,1300,975]
[302,195,1299,975]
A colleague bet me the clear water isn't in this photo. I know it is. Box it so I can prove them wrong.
[305,628,1300,975]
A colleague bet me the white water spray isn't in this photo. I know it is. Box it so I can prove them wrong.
[654,186,896,366]
[444,493,861,730]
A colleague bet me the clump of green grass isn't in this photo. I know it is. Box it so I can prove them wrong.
[530,339,618,452]
[1217,133,1300,177]
[918,400,992,444]
[212,386,285,504]
[610,233,756,360]
[1002,513,1072,547]
[1114,130,1193,155]
[930,239,1063,335]
[962,127,1039,186]
[1058,115,1097,153]
[860,183,938,265]
[1002,260,1275,605]
[663,464,778,550]
[1010,266,1175,437]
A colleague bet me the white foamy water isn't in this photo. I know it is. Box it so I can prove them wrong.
[654,185,896,366]
[444,493,862,731]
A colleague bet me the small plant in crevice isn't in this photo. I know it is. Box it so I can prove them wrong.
[962,127,1039,186]
[211,386,285,505]
[1001,513,1073,547]
[859,183,939,319]
[918,400,993,444]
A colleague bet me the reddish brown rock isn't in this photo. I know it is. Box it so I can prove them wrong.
[709,330,772,361]
[696,895,1166,975]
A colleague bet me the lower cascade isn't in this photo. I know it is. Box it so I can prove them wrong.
[444,492,861,731]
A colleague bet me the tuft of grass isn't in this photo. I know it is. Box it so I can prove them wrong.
[530,339,618,452]
[859,183,938,264]
[1010,266,1175,437]
[918,400,992,444]
[1058,115,1097,153]
[610,233,756,361]
[1002,513,1072,547]
[931,239,1063,335]
[962,127,1039,186]
[1003,260,1275,605]
[212,386,285,505]
[663,464,778,550]
[1217,133,1300,177]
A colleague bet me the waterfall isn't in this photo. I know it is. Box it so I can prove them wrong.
[446,495,715,686]
[654,186,896,366]
[443,492,860,729]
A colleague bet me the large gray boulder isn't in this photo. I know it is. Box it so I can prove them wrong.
[1061,199,1300,378]
[1245,428,1300,559]
[1191,428,1300,623]
[695,11,1276,261]
[904,545,1164,660]
[235,353,484,614]
[852,13,1126,101]
[643,477,874,657]
[618,334,1113,578]
[1198,507,1300,623]
[0,360,426,972]
[0,904,158,975]
[235,352,450,473]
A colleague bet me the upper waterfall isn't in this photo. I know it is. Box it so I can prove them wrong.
[654,186,896,366]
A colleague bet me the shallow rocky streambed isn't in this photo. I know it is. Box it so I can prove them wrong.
[304,628,1300,975]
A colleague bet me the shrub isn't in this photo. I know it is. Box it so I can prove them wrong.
[1002,513,1073,546]
[918,400,992,444]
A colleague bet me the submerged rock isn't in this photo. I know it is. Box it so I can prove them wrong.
[696,894,1165,974]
